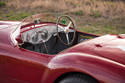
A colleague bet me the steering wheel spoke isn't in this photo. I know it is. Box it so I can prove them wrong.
[58,25,64,31]
[65,33,70,44]
[66,21,72,29]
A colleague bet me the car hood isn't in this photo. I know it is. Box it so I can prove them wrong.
[62,34,125,65]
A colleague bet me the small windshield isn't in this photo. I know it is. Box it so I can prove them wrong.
[18,13,60,29]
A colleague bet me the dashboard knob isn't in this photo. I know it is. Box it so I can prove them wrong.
[40,29,48,40]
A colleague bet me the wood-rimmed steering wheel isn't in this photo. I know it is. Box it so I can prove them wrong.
[56,15,76,46]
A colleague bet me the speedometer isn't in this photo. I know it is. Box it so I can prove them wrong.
[40,29,48,41]
[32,32,39,42]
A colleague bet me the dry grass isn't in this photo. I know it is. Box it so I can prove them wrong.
[7,0,125,17]
[1,0,125,35]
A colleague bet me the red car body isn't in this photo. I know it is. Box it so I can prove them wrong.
[0,21,125,83]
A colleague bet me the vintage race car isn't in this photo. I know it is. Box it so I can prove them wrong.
[0,14,125,83]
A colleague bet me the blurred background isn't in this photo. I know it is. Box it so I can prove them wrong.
[0,0,125,35]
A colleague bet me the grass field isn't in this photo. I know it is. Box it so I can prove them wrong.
[0,0,125,35]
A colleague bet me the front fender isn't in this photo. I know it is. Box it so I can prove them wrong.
[43,52,125,83]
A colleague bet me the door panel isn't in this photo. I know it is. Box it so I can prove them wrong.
[0,47,49,83]
[5,57,45,83]
[0,55,8,82]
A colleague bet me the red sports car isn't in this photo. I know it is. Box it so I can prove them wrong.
[0,14,125,83]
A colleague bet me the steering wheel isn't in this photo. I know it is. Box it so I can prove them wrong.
[56,15,76,45]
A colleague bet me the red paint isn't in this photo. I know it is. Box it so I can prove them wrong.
[0,21,125,83]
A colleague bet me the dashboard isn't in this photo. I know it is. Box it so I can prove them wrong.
[20,24,74,54]
[22,25,60,44]
[21,25,74,44]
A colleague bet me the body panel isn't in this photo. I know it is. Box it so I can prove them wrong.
[0,21,125,83]
[46,52,125,83]
[62,34,125,65]
[0,44,53,83]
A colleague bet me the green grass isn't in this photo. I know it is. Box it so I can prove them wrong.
[78,23,125,35]
[0,12,31,20]
[0,11,125,35]
[72,10,84,16]
[0,1,6,7]
[90,10,102,18]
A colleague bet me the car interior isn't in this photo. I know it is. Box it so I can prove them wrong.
[19,15,97,55]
